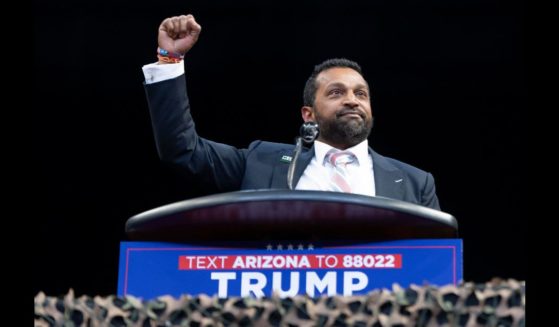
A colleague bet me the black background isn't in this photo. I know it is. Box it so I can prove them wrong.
[34,0,524,296]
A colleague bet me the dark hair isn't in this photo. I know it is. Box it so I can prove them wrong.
[303,58,363,107]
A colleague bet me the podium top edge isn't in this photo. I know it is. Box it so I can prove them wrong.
[129,189,457,229]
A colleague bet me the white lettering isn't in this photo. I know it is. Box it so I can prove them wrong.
[325,255,338,268]
[299,256,310,268]
[272,255,285,268]
[285,256,297,268]
[232,256,245,269]
[315,255,325,267]
[184,256,195,268]
[262,256,273,268]
[272,272,300,297]
[210,272,236,298]
[196,256,206,269]
[241,272,266,298]
[206,256,218,269]
[246,256,257,268]
[218,256,227,268]
[306,271,336,296]
[343,271,368,295]
[211,270,370,298]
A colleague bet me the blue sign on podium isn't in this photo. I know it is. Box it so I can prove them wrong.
[118,239,462,299]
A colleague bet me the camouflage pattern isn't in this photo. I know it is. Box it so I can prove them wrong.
[35,278,525,327]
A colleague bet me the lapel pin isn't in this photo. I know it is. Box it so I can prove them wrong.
[280,155,293,163]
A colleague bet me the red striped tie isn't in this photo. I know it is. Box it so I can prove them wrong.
[326,149,357,193]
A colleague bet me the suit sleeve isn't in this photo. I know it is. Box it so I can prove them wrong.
[421,172,441,210]
[144,74,247,193]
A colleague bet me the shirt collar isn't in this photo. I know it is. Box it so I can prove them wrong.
[314,139,369,166]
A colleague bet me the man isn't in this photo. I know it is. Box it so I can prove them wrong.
[142,14,440,210]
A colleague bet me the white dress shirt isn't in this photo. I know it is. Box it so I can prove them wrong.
[142,62,183,84]
[296,140,376,197]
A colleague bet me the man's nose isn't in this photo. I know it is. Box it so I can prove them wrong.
[342,92,359,107]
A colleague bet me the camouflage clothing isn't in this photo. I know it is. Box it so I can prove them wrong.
[35,278,525,327]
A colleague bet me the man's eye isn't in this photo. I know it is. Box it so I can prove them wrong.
[329,89,342,95]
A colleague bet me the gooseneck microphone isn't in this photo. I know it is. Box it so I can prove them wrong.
[287,122,319,190]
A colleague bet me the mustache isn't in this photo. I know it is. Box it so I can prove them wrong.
[336,107,366,119]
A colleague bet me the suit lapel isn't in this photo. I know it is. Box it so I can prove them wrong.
[293,146,315,187]
[370,148,406,200]
[270,146,315,189]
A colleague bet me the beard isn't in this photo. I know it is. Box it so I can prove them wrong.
[314,108,373,148]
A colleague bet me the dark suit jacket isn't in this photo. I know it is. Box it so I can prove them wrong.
[144,74,441,210]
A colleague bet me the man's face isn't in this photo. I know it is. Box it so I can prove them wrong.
[302,67,373,149]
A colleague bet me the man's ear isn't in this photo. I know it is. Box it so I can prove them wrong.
[301,106,314,122]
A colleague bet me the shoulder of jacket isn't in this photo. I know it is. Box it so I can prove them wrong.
[375,151,429,176]
[248,140,294,152]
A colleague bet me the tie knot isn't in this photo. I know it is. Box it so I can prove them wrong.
[326,150,357,167]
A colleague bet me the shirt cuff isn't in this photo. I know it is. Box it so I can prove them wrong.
[142,61,185,84]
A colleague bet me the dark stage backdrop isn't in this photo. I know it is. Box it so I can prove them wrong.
[34,0,524,296]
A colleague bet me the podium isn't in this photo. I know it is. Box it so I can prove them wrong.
[119,190,461,299]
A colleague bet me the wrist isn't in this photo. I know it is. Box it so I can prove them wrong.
[157,47,184,64]
[157,55,182,64]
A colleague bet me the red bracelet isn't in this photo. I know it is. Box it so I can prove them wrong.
[157,54,182,63]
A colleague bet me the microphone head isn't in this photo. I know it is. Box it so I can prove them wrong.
[300,121,319,144]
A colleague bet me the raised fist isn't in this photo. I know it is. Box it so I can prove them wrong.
[158,14,201,56]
